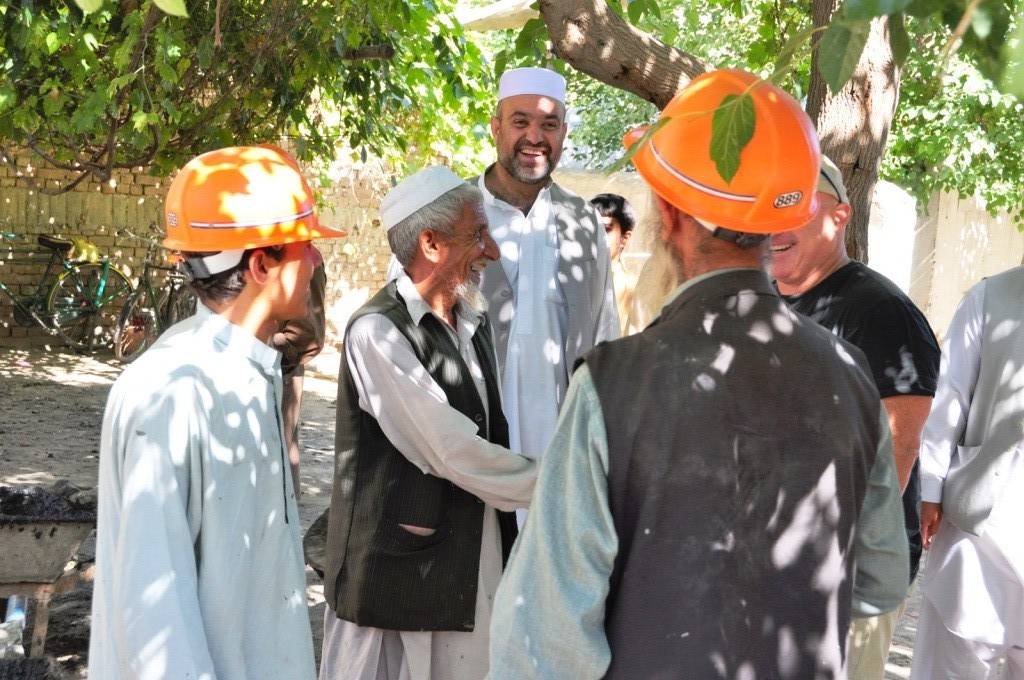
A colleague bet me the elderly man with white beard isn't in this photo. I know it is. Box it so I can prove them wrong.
[318,165,538,680]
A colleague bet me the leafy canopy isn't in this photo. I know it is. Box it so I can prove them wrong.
[0,0,495,191]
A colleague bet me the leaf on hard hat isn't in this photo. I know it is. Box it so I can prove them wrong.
[710,93,755,185]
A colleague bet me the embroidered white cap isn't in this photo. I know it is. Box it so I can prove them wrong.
[498,67,566,104]
[380,166,468,231]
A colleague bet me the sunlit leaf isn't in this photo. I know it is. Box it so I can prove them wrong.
[819,19,871,93]
[73,0,104,13]
[710,93,755,184]
[153,0,189,18]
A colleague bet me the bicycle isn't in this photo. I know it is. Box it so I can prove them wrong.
[0,231,134,352]
[113,229,197,363]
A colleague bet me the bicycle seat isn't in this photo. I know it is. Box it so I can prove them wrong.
[37,234,74,253]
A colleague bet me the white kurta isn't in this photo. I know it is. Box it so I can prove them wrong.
[918,278,1024,646]
[319,277,536,680]
[89,304,315,680]
[477,183,567,461]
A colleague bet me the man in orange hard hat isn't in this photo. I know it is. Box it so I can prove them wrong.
[489,69,907,679]
[89,145,347,680]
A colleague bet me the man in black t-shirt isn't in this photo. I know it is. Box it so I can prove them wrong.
[771,155,941,680]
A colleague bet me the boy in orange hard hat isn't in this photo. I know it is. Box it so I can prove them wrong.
[89,145,346,680]
[489,69,907,679]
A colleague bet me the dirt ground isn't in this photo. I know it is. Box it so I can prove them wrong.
[0,345,922,678]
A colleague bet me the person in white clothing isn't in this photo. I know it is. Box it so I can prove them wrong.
[911,265,1024,679]
[474,67,620,481]
[318,166,537,680]
[88,145,348,680]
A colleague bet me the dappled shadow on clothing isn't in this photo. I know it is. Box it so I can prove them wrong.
[597,279,880,679]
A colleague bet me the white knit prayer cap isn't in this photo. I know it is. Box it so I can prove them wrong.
[380,166,467,232]
[498,67,566,104]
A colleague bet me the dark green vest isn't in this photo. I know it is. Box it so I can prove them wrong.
[586,270,881,679]
[323,282,516,631]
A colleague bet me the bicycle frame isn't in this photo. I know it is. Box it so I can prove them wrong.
[0,233,80,331]
[1,231,134,350]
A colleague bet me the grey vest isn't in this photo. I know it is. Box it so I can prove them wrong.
[943,266,1024,535]
[323,282,516,631]
[585,270,881,679]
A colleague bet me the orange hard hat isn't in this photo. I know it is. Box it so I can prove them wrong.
[163,145,347,253]
[624,69,820,234]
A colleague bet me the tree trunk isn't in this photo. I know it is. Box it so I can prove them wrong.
[809,3,901,263]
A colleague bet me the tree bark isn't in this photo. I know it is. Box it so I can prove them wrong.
[539,0,708,108]
[809,5,900,263]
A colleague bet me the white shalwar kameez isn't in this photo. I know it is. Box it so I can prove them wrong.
[478,182,567,462]
[89,304,315,680]
[914,280,1024,679]
[319,277,534,680]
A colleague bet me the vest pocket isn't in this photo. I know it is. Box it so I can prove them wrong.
[379,515,451,552]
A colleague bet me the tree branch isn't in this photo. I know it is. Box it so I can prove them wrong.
[538,0,708,108]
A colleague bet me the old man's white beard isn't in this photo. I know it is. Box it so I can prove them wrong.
[454,280,488,315]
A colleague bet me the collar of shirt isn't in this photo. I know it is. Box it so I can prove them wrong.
[196,301,281,375]
[659,267,763,315]
[396,275,483,340]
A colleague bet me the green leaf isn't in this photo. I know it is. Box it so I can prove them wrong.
[45,32,60,55]
[819,19,871,93]
[74,0,104,13]
[888,11,911,69]
[710,93,755,184]
[841,0,910,22]
[153,0,189,17]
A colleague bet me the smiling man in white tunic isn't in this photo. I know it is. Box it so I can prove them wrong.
[318,165,538,680]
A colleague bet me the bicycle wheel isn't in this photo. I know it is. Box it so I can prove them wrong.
[166,283,197,326]
[113,287,159,363]
[47,263,133,352]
